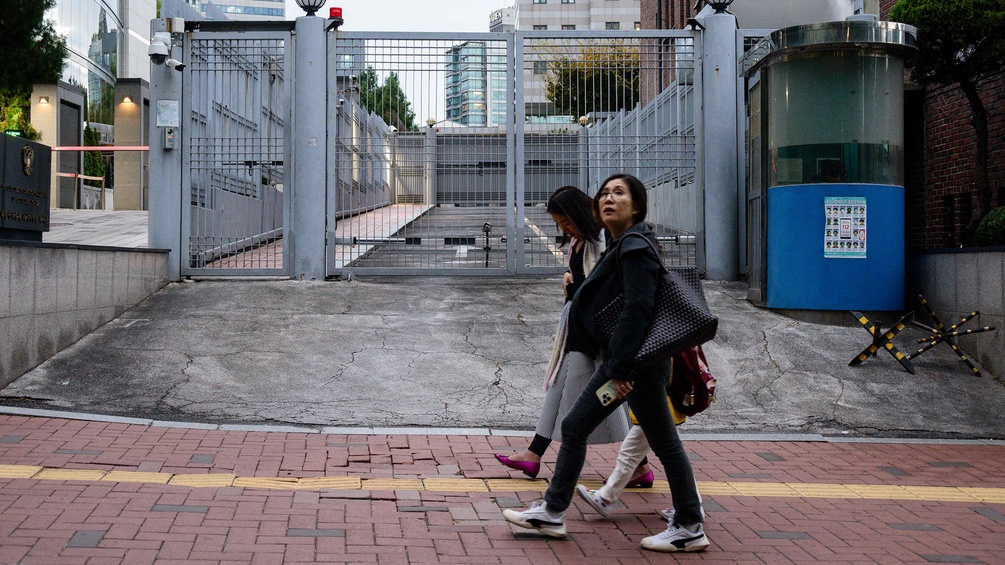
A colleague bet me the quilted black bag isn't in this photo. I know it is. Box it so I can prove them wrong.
[592,233,718,366]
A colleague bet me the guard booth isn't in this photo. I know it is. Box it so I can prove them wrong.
[742,19,917,311]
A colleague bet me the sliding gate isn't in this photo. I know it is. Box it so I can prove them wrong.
[176,27,700,277]
[326,30,701,276]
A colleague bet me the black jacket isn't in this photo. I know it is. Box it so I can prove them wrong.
[567,222,662,381]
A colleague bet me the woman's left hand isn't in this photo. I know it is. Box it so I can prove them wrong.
[612,379,633,399]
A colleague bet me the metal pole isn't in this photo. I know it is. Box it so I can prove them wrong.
[700,12,740,281]
[147,18,183,280]
[290,15,328,279]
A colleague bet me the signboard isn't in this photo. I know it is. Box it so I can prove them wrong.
[824,196,866,258]
[0,135,51,241]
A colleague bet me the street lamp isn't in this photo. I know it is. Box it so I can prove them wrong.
[579,116,588,127]
[295,0,326,16]
[705,0,734,13]
[426,117,437,128]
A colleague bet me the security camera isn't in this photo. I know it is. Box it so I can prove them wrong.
[387,125,397,133]
[337,98,346,107]
[149,32,170,65]
[166,58,186,71]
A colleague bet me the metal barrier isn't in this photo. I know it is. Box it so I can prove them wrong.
[182,31,290,276]
[176,27,703,277]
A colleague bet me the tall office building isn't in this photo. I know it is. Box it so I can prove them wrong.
[31,0,155,209]
[445,42,508,127]
[516,0,640,31]
[198,0,285,20]
[515,0,641,123]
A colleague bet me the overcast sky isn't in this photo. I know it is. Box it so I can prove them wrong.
[283,0,513,32]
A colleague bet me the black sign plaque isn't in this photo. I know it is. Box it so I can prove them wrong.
[1,134,51,242]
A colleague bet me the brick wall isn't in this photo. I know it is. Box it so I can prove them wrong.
[881,0,1005,250]
[640,0,696,30]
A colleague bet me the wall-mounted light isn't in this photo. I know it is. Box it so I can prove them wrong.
[38,96,49,104]
[122,95,133,104]
[426,117,436,128]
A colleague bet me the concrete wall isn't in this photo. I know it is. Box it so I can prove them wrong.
[906,249,1005,379]
[0,242,170,387]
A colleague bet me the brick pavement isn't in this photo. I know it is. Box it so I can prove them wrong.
[1,414,1003,564]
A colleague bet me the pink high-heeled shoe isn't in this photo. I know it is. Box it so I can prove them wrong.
[624,469,655,488]
[494,453,541,478]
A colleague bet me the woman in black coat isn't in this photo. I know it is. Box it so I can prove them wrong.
[502,173,708,553]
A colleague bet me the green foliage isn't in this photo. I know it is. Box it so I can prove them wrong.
[543,40,640,120]
[976,206,1005,246]
[890,0,1005,89]
[0,0,66,142]
[890,0,1005,245]
[83,126,106,181]
[0,92,40,140]
[358,67,418,132]
[0,0,67,98]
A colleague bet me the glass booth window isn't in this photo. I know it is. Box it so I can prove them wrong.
[766,53,905,187]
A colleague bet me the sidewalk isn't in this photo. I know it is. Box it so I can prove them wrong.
[0,413,1003,564]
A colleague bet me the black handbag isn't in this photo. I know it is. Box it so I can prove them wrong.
[592,233,718,366]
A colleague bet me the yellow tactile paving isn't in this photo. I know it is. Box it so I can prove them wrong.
[1,463,1003,504]
[846,484,912,499]
[298,477,361,490]
[168,473,237,488]
[102,471,172,484]
[729,482,800,497]
[960,488,1005,503]
[0,464,43,479]
[34,468,108,481]
[903,486,981,502]
[787,482,861,498]
[486,478,548,492]
[233,477,301,489]
[361,478,423,490]
[423,478,489,492]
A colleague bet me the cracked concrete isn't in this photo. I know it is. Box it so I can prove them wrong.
[1,278,1004,439]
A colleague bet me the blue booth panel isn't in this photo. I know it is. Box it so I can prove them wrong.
[767,183,904,311]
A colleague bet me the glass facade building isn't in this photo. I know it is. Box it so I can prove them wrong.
[51,0,120,130]
[445,42,508,127]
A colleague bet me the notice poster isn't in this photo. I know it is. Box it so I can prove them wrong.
[824,197,866,258]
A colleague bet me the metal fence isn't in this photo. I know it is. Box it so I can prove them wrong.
[179,28,701,277]
[182,31,289,276]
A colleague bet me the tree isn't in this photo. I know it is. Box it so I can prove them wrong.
[543,40,640,121]
[358,67,418,132]
[0,0,67,140]
[83,126,106,181]
[891,0,1005,246]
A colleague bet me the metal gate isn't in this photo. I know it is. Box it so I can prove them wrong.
[181,30,290,277]
[177,27,699,277]
[326,30,700,276]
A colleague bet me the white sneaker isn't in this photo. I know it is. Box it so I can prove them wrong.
[502,501,567,538]
[641,522,709,553]
[657,504,706,522]
[575,484,613,519]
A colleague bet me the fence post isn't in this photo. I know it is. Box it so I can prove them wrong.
[700,12,740,281]
[148,18,183,281]
[290,15,328,279]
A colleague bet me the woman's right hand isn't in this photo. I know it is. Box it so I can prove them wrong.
[612,379,633,399]
[562,271,574,297]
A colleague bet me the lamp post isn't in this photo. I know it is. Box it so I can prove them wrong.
[295,0,325,16]
[705,0,734,13]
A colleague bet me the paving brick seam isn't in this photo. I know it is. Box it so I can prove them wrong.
[0,464,1003,503]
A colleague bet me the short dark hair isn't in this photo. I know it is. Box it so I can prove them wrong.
[547,186,601,245]
[593,173,648,225]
